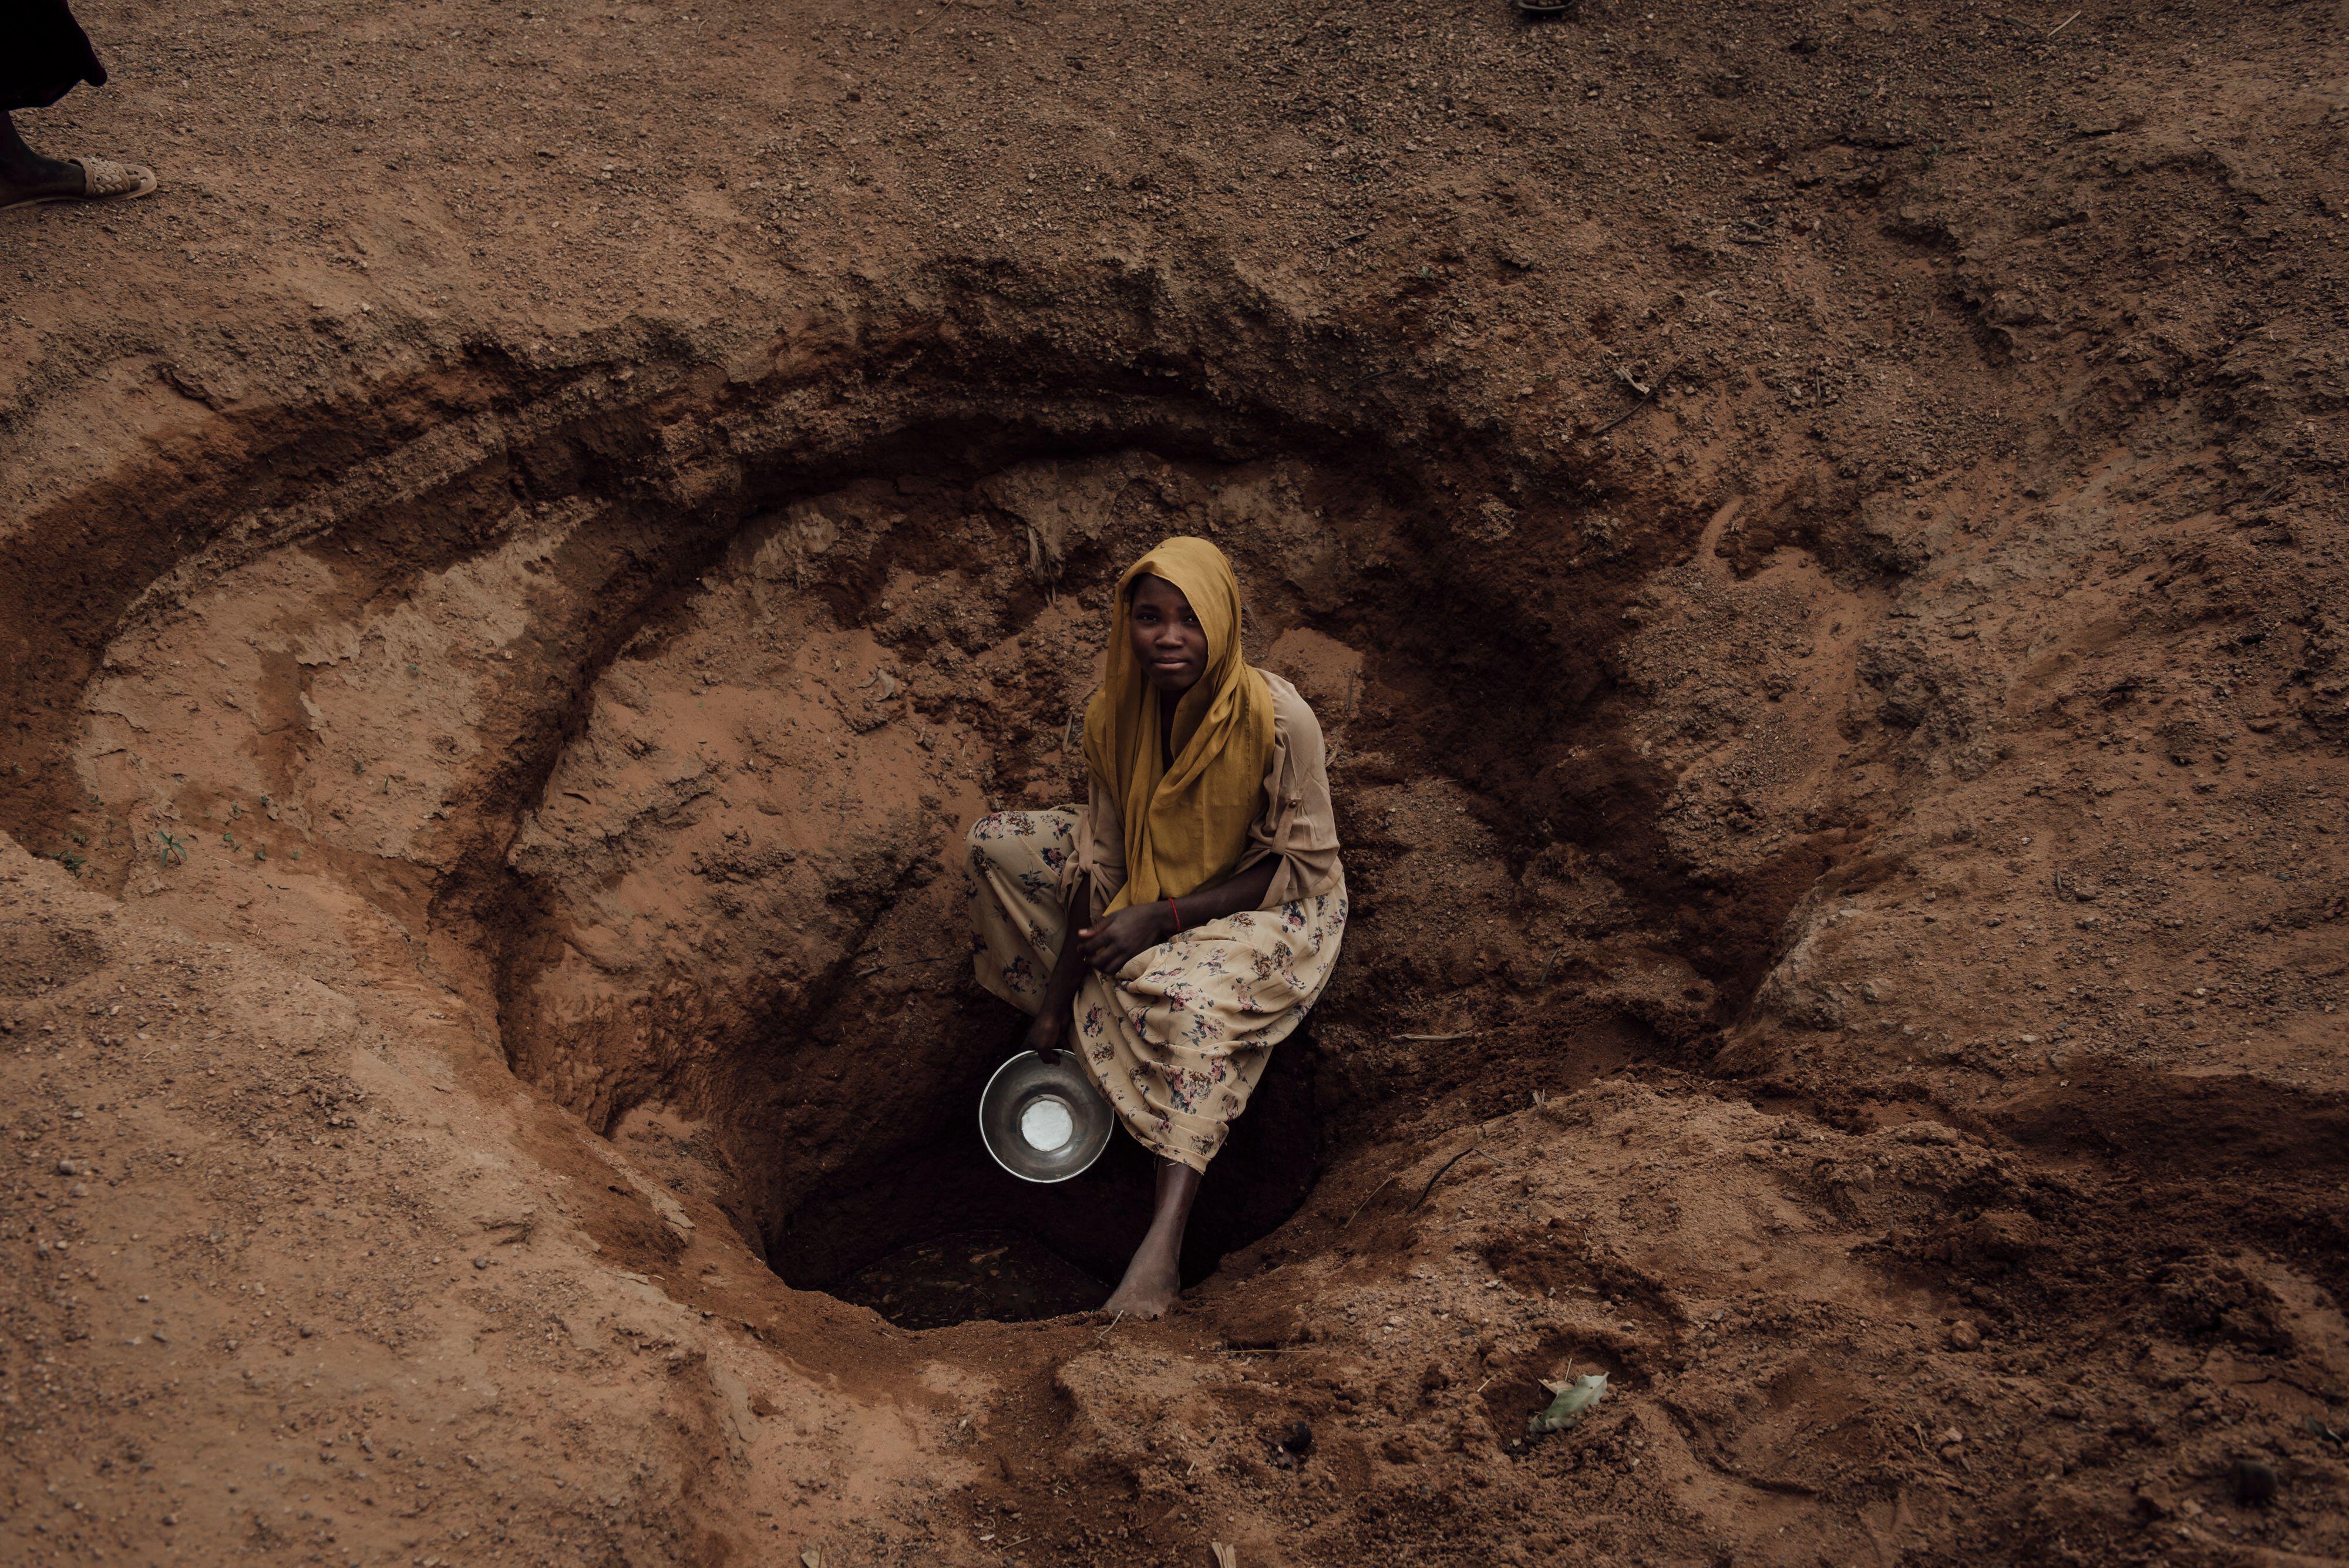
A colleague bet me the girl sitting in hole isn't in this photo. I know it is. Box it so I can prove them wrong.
[966,537,1348,1317]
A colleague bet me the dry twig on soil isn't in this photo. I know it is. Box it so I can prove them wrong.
[1411,1136,1510,1212]
[1340,1171,1401,1229]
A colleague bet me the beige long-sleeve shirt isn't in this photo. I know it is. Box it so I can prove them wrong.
[1071,670,1342,920]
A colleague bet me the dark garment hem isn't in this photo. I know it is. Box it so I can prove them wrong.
[4,0,109,114]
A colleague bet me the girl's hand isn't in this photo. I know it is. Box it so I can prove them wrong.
[1075,903,1176,977]
[1024,1007,1071,1064]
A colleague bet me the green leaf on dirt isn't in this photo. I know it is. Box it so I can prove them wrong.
[1528,1371,1608,1438]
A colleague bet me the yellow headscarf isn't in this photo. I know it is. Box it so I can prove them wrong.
[1083,538,1276,913]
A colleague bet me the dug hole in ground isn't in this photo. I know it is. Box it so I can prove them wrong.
[2,1,2346,1564]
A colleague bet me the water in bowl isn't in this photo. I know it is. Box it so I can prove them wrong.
[1019,1095,1076,1152]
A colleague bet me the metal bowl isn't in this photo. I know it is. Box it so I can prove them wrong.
[980,1050,1115,1183]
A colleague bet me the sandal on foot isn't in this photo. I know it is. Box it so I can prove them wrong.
[1,155,157,213]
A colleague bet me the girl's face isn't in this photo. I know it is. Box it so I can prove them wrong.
[1128,574,1210,696]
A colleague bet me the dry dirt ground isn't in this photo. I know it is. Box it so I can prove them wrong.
[5,0,2349,1564]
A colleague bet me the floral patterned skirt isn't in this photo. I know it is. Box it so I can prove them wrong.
[965,808,1348,1172]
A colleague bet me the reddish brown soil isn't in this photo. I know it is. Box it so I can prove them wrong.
[4,1,2347,1565]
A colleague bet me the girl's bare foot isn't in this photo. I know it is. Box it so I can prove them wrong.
[1102,1241,1182,1318]
[1102,1156,1202,1317]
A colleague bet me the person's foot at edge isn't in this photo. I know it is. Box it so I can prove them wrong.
[0,110,153,210]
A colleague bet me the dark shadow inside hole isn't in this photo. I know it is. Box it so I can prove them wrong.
[770,1030,1323,1329]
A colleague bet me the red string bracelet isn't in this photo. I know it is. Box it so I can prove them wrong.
[1166,896,1182,933]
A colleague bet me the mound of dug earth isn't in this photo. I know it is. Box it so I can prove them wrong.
[5,1,2347,1565]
